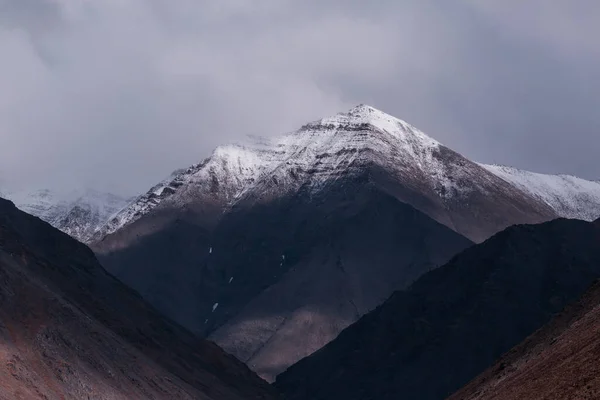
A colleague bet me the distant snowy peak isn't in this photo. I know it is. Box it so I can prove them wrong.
[4,188,130,243]
[482,164,600,221]
[8,189,65,222]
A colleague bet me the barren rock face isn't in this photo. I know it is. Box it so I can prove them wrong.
[0,197,279,400]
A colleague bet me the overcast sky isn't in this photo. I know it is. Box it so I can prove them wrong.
[1,0,599,196]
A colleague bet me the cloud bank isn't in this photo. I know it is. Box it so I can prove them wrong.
[1,0,599,195]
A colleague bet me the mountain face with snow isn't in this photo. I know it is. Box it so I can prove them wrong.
[94,105,572,245]
[3,189,130,243]
[481,164,600,222]
[91,105,600,381]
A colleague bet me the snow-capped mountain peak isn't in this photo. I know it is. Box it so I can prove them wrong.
[94,105,600,243]
[92,105,486,239]
[297,104,441,153]
[316,104,438,141]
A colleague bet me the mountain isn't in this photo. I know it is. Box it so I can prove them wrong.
[482,164,600,222]
[275,218,600,400]
[0,196,279,399]
[3,188,130,243]
[206,187,472,380]
[93,105,577,245]
[92,105,485,380]
[449,271,600,400]
[96,175,472,382]
[91,105,600,380]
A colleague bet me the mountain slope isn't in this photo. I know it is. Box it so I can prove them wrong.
[449,275,600,400]
[0,197,279,400]
[207,185,472,381]
[482,164,600,221]
[4,189,130,243]
[275,218,600,400]
[97,179,472,381]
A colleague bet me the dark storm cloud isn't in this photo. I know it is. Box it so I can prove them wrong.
[0,0,599,196]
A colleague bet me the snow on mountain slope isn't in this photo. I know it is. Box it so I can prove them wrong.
[5,189,67,222]
[3,188,130,243]
[232,104,472,203]
[94,141,288,240]
[95,104,486,239]
[482,164,600,221]
[94,104,600,244]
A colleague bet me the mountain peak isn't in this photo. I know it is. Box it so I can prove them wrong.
[301,104,443,148]
[319,103,404,126]
[347,103,382,114]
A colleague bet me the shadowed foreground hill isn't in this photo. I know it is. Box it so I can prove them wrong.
[449,218,600,400]
[449,280,600,400]
[275,218,600,400]
[0,197,279,400]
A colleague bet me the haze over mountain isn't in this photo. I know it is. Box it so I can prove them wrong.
[275,218,600,400]
[88,105,600,380]
[0,196,278,400]
[0,188,130,243]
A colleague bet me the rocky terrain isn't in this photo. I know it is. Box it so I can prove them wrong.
[0,197,279,400]
[275,218,600,400]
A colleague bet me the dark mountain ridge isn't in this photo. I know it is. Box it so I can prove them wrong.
[0,197,279,400]
[449,277,600,400]
[275,218,600,400]
[448,217,600,400]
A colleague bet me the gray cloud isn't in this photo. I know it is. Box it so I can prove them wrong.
[1,0,599,196]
